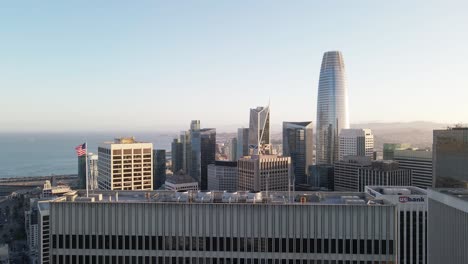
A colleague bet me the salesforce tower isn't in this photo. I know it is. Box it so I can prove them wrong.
[316,51,349,165]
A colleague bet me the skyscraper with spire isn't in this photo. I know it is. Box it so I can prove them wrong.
[248,105,270,155]
[316,51,349,165]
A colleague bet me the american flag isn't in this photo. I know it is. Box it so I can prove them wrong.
[75,143,86,156]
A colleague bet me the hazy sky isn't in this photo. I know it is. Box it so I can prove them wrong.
[1,1,467,132]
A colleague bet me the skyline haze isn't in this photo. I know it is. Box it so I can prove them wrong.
[1,1,467,132]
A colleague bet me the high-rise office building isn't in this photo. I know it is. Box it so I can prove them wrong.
[236,128,249,159]
[171,138,183,174]
[47,189,405,263]
[282,121,314,185]
[180,131,191,173]
[97,137,153,190]
[77,155,86,189]
[229,138,237,161]
[207,161,238,192]
[248,105,270,154]
[433,127,468,188]
[78,153,98,190]
[308,164,334,190]
[383,143,411,160]
[366,186,428,264]
[358,160,411,192]
[153,149,166,190]
[316,51,349,165]
[394,149,433,189]
[428,188,468,264]
[334,156,372,192]
[238,155,290,192]
[339,128,374,160]
[190,127,216,190]
[335,157,411,192]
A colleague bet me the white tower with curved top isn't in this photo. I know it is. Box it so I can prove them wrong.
[316,51,349,165]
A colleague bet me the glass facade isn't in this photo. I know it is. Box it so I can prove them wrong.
[283,121,314,185]
[316,51,349,165]
[433,128,468,188]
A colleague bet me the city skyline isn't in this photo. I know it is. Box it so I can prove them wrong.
[1,1,468,132]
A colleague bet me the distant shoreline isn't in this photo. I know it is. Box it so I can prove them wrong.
[0,174,77,183]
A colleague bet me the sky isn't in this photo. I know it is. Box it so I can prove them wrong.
[1,0,467,132]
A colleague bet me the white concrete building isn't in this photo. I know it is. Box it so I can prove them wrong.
[238,155,290,192]
[97,137,153,191]
[366,186,428,264]
[47,190,398,264]
[339,129,374,161]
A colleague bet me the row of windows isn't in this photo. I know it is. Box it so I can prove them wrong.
[52,255,393,264]
[53,235,394,255]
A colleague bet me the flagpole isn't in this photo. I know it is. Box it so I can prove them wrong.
[85,141,89,198]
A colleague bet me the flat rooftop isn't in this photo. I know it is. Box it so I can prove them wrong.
[367,186,427,196]
[54,190,390,206]
[427,188,468,213]
[433,188,468,202]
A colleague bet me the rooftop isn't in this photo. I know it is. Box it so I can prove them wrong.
[366,186,427,196]
[53,190,390,206]
[165,174,197,184]
[435,188,468,202]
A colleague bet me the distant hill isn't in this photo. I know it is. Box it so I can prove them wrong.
[220,121,450,151]
[350,121,448,151]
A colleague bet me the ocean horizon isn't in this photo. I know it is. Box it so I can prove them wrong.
[0,132,177,178]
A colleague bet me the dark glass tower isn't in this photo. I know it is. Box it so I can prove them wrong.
[171,138,183,174]
[433,127,468,188]
[282,121,314,185]
[153,149,166,190]
[190,125,216,190]
[316,51,349,165]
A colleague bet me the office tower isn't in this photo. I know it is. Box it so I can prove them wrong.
[394,149,433,189]
[316,51,349,165]
[38,200,51,264]
[366,186,428,264]
[88,153,98,190]
[229,138,237,161]
[48,189,403,263]
[207,161,238,192]
[165,173,199,191]
[97,137,153,190]
[180,131,191,173]
[339,128,374,160]
[334,156,372,191]
[433,127,468,188]
[383,143,411,160]
[25,198,40,263]
[190,120,200,131]
[236,128,249,159]
[248,105,270,154]
[153,149,166,190]
[428,188,468,264]
[77,155,86,189]
[308,164,334,190]
[282,121,314,185]
[190,127,216,190]
[238,155,290,192]
[171,138,183,173]
[358,161,412,192]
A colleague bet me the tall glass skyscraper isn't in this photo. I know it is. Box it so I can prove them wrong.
[248,105,270,154]
[316,51,349,165]
[282,121,314,185]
